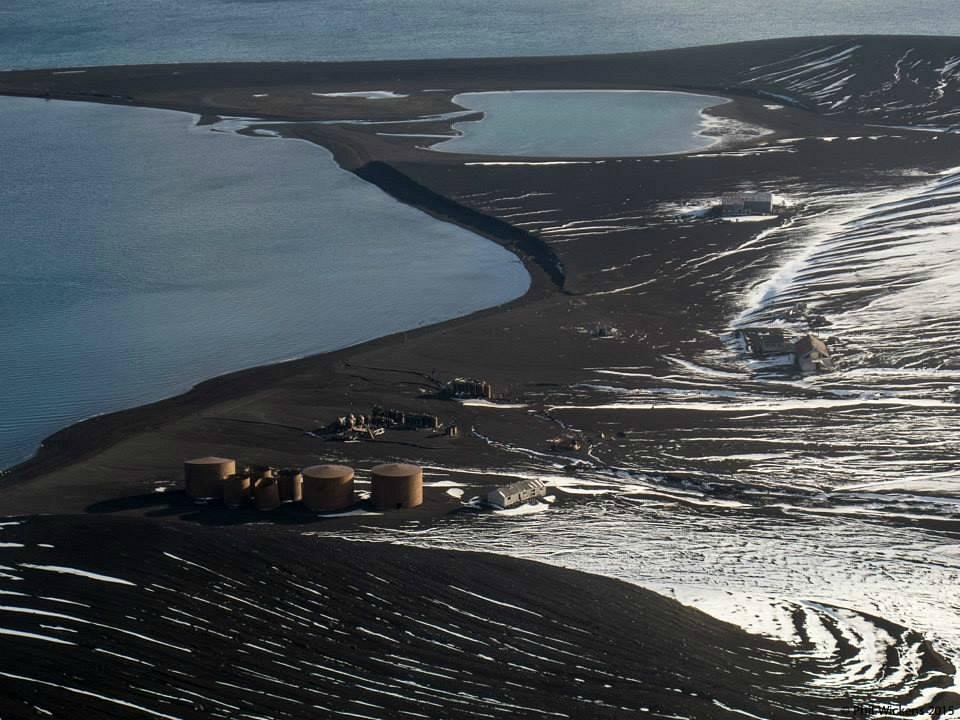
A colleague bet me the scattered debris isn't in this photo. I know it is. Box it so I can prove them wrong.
[785,302,830,328]
[315,406,454,441]
[547,432,585,452]
[372,406,440,430]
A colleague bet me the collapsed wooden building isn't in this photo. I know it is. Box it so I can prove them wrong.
[736,327,792,358]
[320,405,449,441]
[793,334,834,373]
[735,327,834,373]
[442,377,493,400]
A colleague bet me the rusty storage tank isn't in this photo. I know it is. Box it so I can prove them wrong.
[277,468,303,503]
[253,476,281,511]
[223,472,251,509]
[370,463,423,510]
[301,465,355,512]
[184,457,236,499]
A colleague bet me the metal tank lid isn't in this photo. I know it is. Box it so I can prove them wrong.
[302,464,355,479]
[371,463,421,477]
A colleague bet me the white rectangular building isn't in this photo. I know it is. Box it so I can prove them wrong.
[487,478,547,508]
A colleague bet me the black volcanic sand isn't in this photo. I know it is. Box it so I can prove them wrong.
[3,37,960,527]
[0,514,877,719]
[2,36,960,717]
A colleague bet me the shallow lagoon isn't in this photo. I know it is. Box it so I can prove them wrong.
[433,90,730,157]
[0,97,529,469]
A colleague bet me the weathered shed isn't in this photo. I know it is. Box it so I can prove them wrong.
[487,478,546,509]
[738,327,792,357]
[721,192,774,216]
[793,334,833,373]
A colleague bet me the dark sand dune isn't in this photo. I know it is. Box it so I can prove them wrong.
[0,515,863,719]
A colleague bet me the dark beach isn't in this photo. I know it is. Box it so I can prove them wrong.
[1,36,959,524]
[2,35,960,715]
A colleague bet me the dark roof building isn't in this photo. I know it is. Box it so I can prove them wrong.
[738,327,792,357]
[793,334,833,373]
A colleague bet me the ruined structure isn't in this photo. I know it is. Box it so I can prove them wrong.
[737,327,792,357]
[793,334,833,373]
[442,378,493,400]
[322,407,443,440]
[372,406,440,430]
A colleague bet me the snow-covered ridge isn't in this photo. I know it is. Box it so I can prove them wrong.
[742,42,960,128]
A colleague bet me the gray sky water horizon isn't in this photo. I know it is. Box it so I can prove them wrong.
[2,0,959,71]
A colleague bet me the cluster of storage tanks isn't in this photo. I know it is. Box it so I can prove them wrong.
[183,457,423,512]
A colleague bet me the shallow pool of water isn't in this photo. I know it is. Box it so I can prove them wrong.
[0,97,529,469]
[432,90,730,157]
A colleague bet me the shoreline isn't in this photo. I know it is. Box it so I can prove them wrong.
[0,115,562,481]
[0,80,749,481]
[3,35,960,712]
[3,35,960,506]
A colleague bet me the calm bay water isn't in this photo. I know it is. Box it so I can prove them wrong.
[1,2,959,710]
[0,97,528,469]
[435,91,727,157]
[1,0,957,70]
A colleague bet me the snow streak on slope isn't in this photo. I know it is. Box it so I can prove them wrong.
[742,42,960,127]
[0,519,858,720]
[557,168,960,509]
[745,44,862,111]
[374,166,960,718]
[313,496,960,716]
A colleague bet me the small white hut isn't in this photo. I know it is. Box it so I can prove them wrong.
[487,478,547,509]
[720,192,775,216]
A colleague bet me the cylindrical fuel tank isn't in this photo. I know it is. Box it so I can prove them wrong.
[370,463,423,510]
